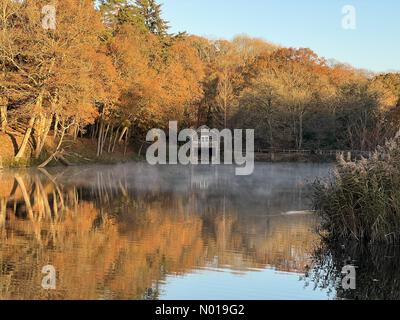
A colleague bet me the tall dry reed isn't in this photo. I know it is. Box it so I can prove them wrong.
[313,133,400,244]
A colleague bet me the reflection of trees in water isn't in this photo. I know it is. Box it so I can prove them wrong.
[0,167,320,299]
[201,211,319,273]
[307,241,400,300]
[187,164,322,215]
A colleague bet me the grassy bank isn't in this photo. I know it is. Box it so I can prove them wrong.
[313,134,400,244]
[0,132,136,169]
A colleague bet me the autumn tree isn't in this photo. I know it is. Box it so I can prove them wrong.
[1,0,399,165]
[0,0,111,160]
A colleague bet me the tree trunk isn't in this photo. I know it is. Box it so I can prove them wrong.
[93,121,99,140]
[118,127,128,143]
[96,121,104,157]
[266,116,274,149]
[124,128,129,156]
[34,115,45,157]
[73,124,79,141]
[0,105,7,133]
[108,126,114,153]
[56,120,65,151]
[35,115,52,159]
[0,199,6,227]
[53,114,59,139]
[298,113,304,150]
[292,115,298,149]
[38,125,66,168]
[67,121,76,137]
[112,127,120,153]
[15,116,36,160]
[100,124,110,156]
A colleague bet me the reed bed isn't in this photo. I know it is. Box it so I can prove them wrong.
[313,133,400,244]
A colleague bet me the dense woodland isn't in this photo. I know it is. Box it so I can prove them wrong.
[1,0,400,163]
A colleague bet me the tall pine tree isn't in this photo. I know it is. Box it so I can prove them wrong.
[135,0,169,36]
[99,0,146,31]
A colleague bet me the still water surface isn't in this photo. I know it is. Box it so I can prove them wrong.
[0,163,337,299]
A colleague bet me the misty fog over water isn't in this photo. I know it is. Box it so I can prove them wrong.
[0,162,336,299]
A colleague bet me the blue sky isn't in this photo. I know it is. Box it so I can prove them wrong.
[162,0,400,72]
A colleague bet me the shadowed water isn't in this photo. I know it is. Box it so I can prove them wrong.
[0,162,335,300]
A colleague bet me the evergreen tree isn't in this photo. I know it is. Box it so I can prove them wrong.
[99,0,146,31]
[134,0,169,36]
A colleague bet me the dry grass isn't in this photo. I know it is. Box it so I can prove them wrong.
[313,134,400,244]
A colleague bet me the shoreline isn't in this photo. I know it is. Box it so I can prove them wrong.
[0,133,137,169]
[0,155,335,171]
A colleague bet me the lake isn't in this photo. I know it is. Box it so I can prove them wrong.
[1,162,392,300]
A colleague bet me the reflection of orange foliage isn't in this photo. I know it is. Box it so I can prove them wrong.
[201,213,319,273]
[0,172,319,299]
[0,173,22,199]
[252,215,319,272]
